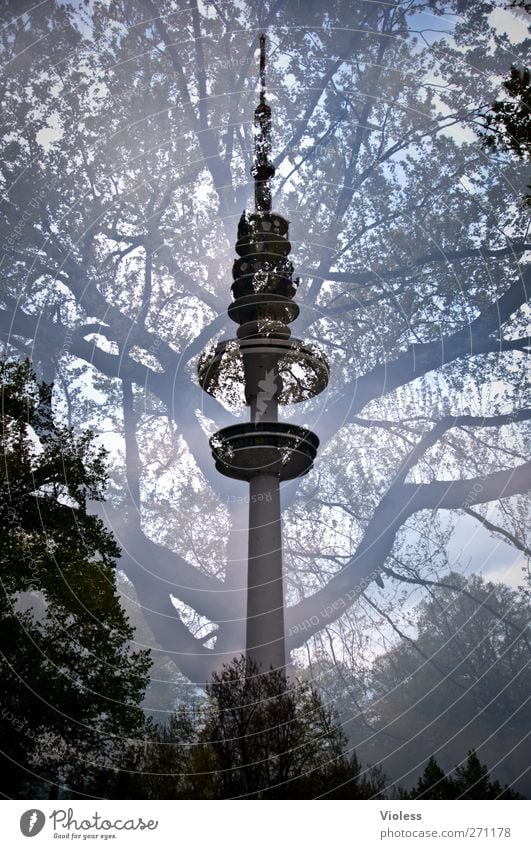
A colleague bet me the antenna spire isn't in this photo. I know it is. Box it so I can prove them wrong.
[252,34,275,212]
[259,32,266,104]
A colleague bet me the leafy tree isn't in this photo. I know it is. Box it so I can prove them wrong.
[479,63,531,203]
[108,707,197,799]
[482,66,531,159]
[361,573,530,796]
[187,656,386,799]
[123,656,387,799]
[0,360,151,798]
[0,0,529,729]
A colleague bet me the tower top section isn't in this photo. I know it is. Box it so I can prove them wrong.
[198,32,329,484]
[252,34,275,212]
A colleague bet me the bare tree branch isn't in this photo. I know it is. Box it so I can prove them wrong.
[286,461,531,648]
[138,0,235,217]
[322,268,530,435]
[301,243,531,289]
[463,507,531,559]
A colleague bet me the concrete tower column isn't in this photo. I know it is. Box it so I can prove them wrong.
[246,473,284,672]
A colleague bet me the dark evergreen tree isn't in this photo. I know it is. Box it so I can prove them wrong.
[454,750,522,800]
[107,708,197,800]
[411,756,457,800]
[407,751,522,800]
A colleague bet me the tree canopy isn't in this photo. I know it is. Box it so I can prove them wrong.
[354,572,531,794]
[480,63,531,204]
[410,751,521,799]
[112,656,389,799]
[482,65,531,160]
[0,360,151,798]
[0,0,529,722]
[194,656,386,799]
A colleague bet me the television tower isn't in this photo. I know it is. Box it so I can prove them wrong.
[198,35,329,674]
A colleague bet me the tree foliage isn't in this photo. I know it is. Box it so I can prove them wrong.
[0,0,529,710]
[0,360,151,798]
[479,62,531,204]
[410,751,522,799]
[482,66,531,159]
[100,658,521,799]
[116,657,387,799]
[346,573,530,795]
[194,657,386,799]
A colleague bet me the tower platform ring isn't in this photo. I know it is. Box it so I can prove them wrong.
[198,336,329,406]
[210,422,319,481]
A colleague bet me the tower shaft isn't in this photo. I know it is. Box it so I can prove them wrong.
[247,473,284,672]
